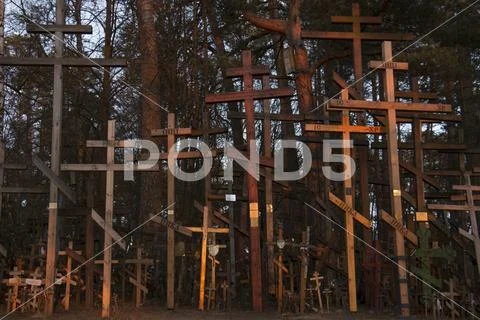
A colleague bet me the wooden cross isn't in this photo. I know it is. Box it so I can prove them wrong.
[151,112,191,310]
[302,3,414,92]
[61,120,158,318]
[309,271,324,313]
[61,241,75,311]
[185,205,229,311]
[2,267,24,312]
[428,172,480,276]
[151,112,225,309]
[328,41,452,317]
[274,223,288,313]
[0,1,127,314]
[206,50,293,312]
[25,267,44,312]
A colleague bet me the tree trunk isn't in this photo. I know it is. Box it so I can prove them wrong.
[136,0,163,218]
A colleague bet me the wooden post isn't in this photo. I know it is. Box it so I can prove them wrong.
[206,50,293,311]
[45,1,65,313]
[135,248,142,308]
[199,206,209,311]
[64,241,73,311]
[100,120,115,318]
[262,75,275,296]
[275,224,287,313]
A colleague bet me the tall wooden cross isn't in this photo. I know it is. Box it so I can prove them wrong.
[305,89,376,312]
[151,113,224,309]
[151,112,192,310]
[206,50,294,311]
[0,1,127,314]
[328,41,452,317]
[302,3,414,92]
[61,120,158,318]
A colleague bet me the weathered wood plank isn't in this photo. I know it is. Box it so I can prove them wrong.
[0,57,127,67]
[205,87,294,104]
[33,155,76,203]
[328,192,372,229]
[379,210,418,246]
[26,24,92,34]
[328,99,451,113]
[91,209,126,250]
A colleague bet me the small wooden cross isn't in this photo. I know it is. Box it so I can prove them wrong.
[2,267,25,311]
[184,205,229,311]
[309,271,324,313]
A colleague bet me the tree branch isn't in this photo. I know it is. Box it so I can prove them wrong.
[243,11,287,35]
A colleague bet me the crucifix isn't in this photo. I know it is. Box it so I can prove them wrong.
[302,3,414,92]
[61,120,157,318]
[306,89,375,312]
[0,1,127,314]
[328,41,452,317]
[206,50,294,311]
